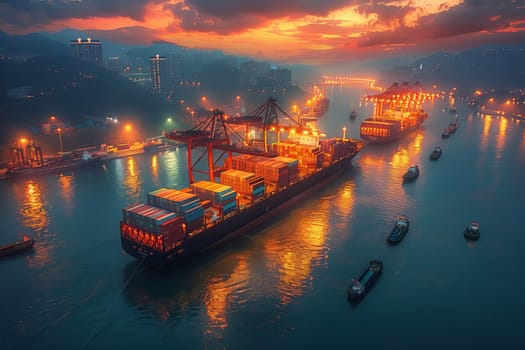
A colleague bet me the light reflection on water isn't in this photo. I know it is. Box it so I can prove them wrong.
[57,174,74,213]
[150,155,160,187]
[495,117,508,159]
[17,181,49,235]
[114,157,143,202]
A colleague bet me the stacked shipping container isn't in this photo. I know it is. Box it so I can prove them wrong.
[219,169,265,202]
[121,203,184,252]
[120,137,361,253]
[231,155,290,189]
[147,188,205,233]
[273,141,324,170]
[191,181,238,216]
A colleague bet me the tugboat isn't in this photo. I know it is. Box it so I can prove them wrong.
[429,146,442,161]
[386,215,410,244]
[464,222,480,240]
[447,116,458,134]
[0,236,35,258]
[347,260,383,303]
[402,165,419,183]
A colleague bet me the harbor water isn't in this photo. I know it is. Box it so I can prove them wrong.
[1,85,525,349]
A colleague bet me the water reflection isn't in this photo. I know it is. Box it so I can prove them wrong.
[331,181,356,232]
[150,155,160,187]
[57,174,74,213]
[204,256,251,337]
[495,117,508,159]
[115,158,143,202]
[480,114,492,150]
[17,181,49,235]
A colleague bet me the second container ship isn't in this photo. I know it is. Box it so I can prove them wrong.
[359,81,434,143]
[120,100,363,269]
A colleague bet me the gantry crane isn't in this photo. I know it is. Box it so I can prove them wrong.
[166,98,319,184]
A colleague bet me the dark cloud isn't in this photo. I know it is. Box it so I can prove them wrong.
[356,1,525,47]
[0,0,151,27]
[185,0,348,19]
[169,2,266,35]
[170,0,349,34]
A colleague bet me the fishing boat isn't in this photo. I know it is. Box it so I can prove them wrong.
[386,215,409,244]
[347,260,383,303]
[464,222,480,240]
[0,236,35,258]
[429,146,442,161]
[360,82,433,144]
[402,165,419,183]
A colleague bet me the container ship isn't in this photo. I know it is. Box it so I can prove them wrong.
[120,99,363,269]
[360,82,434,143]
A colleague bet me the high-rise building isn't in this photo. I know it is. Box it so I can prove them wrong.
[70,37,103,65]
[149,54,167,95]
[240,61,270,87]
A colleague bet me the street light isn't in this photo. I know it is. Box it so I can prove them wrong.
[57,128,63,153]
[167,117,172,132]
[179,99,184,113]
[342,126,347,141]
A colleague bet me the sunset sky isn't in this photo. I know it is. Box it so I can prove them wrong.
[1,0,525,64]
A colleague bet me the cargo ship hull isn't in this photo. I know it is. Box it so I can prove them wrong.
[121,152,360,269]
[359,112,427,144]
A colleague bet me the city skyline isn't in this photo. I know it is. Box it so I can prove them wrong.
[1,1,525,64]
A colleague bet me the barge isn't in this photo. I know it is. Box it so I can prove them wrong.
[0,236,35,258]
[347,260,383,303]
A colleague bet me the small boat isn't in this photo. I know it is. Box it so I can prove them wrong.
[464,222,480,240]
[447,119,458,134]
[386,215,410,244]
[349,109,357,120]
[347,260,383,303]
[441,128,451,139]
[429,146,442,161]
[0,236,35,258]
[402,165,419,183]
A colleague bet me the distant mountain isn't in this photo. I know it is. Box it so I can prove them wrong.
[0,31,70,57]
[380,45,525,93]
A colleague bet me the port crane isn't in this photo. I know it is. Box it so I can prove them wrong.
[363,81,435,117]
[8,139,43,168]
[166,98,319,184]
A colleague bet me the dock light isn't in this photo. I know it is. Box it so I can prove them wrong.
[343,126,347,141]
[57,128,63,153]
